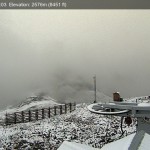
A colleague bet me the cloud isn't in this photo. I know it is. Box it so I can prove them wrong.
[0,10,150,109]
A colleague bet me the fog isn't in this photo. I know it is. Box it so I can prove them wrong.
[0,10,150,109]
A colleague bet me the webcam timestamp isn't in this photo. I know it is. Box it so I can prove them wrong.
[31,2,67,8]
[0,2,7,8]
[0,2,67,8]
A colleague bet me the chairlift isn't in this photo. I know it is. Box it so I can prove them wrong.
[88,100,150,134]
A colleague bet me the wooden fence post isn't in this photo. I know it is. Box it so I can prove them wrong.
[29,110,31,122]
[36,109,38,121]
[65,104,67,114]
[60,105,62,115]
[14,113,17,124]
[74,102,76,110]
[48,107,51,118]
[42,108,45,119]
[54,106,57,115]
[5,113,8,125]
[70,103,72,113]
[22,111,24,123]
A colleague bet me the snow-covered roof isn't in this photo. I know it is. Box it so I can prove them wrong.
[58,141,99,150]
[138,132,150,150]
[129,131,150,150]
[101,133,135,150]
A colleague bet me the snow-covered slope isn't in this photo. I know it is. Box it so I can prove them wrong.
[0,91,111,124]
[1,94,149,149]
[0,103,136,149]
[17,94,59,111]
[0,94,60,122]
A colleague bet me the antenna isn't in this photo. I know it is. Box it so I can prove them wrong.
[93,75,97,103]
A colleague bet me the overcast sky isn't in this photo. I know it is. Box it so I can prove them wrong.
[0,10,150,109]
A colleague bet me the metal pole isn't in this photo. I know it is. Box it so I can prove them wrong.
[93,75,97,103]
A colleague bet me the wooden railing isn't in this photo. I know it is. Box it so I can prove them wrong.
[5,102,76,125]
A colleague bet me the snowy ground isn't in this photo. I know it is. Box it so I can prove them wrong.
[0,103,136,149]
